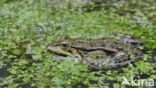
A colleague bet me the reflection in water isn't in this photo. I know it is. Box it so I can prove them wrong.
[152,51,156,63]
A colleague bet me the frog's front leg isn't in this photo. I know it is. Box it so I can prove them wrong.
[70,48,82,61]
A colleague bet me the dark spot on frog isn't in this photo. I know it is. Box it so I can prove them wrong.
[95,56,99,59]
[90,43,94,47]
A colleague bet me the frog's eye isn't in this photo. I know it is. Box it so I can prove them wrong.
[62,42,69,48]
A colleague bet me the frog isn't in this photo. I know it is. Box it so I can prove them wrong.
[53,33,143,53]
[48,33,143,69]
[48,36,119,61]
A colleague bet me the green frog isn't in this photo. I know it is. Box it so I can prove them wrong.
[48,33,143,69]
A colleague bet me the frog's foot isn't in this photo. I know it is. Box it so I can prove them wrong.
[70,48,82,61]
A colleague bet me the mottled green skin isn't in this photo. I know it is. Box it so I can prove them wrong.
[48,35,143,69]
[58,37,129,50]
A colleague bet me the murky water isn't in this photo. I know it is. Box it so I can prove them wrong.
[0,68,9,78]
[152,51,156,63]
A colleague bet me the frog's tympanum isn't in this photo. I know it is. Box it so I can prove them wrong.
[48,33,143,69]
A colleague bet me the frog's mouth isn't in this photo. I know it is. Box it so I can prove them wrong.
[47,46,73,57]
